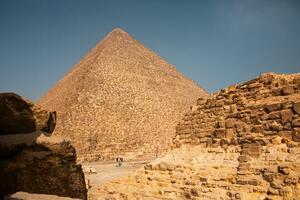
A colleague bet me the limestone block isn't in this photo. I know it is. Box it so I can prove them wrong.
[265,153,277,161]
[214,129,226,139]
[225,129,236,139]
[280,109,293,123]
[238,155,250,163]
[156,162,175,171]
[270,121,283,131]
[270,136,282,145]
[278,165,291,175]
[265,103,282,113]
[260,113,269,121]
[242,143,262,158]
[244,124,252,132]
[294,77,300,85]
[282,85,294,95]
[252,125,264,133]
[272,88,283,96]
[268,187,280,195]
[293,101,300,114]
[269,111,281,120]
[292,118,300,127]
[260,73,275,85]
[215,120,225,128]
[292,128,300,142]
[283,123,292,131]
[247,82,262,89]
[225,119,235,128]
[280,186,293,197]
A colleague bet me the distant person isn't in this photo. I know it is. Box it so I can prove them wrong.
[116,157,123,167]
[116,157,119,167]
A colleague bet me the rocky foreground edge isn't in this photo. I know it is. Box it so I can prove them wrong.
[0,93,87,199]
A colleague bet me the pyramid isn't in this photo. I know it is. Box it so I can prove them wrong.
[38,28,208,161]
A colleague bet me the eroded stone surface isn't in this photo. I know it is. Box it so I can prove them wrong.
[95,73,300,199]
[0,135,87,199]
[0,93,56,135]
[0,94,87,199]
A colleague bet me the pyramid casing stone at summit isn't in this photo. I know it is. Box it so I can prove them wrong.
[38,28,208,161]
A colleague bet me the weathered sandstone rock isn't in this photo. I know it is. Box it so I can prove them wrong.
[0,93,56,135]
[0,93,87,199]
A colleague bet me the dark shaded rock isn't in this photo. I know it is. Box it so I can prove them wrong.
[280,109,293,123]
[292,118,300,127]
[265,103,282,113]
[292,128,300,142]
[0,93,86,199]
[278,165,290,175]
[41,111,56,133]
[0,93,56,135]
[0,93,36,134]
[293,101,300,114]
[0,135,87,200]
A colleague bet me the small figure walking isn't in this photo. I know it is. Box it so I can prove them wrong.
[116,157,123,167]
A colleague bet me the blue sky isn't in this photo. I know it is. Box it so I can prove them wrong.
[0,0,299,100]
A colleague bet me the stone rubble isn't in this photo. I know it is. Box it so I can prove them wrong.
[96,73,300,200]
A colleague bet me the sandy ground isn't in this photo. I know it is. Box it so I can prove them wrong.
[82,158,156,199]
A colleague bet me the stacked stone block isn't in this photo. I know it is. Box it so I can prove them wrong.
[96,73,300,200]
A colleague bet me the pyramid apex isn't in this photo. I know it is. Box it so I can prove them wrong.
[111,27,128,35]
[38,25,208,162]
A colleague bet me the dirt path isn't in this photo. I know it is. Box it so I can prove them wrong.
[82,158,155,199]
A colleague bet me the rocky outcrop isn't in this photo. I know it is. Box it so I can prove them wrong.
[96,73,300,199]
[0,93,56,135]
[0,93,57,159]
[38,28,208,162]
[0,93,87,199]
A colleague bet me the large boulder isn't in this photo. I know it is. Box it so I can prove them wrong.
[0,135,87,199]
[0,93,56,135]
[0,93,36,134]
[0,93,87,199]
[0,93,56,160]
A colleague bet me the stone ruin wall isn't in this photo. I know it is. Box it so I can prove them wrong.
[174,72,300,148]
[172,73,300,199]
[96,73,300,200]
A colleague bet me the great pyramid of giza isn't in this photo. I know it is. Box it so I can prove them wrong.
[38,28,208,161]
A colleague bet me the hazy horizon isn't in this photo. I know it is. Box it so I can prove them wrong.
[0,0,299,100]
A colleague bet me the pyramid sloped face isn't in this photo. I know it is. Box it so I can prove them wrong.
[38,28,208,161]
